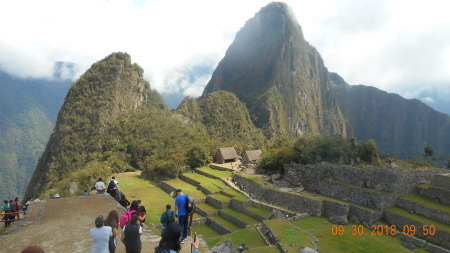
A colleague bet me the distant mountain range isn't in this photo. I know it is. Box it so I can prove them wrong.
[1,2,449,198]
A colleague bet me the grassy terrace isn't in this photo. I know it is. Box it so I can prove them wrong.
[265,219,316,251]
[115,172,174,225]
[196,167,233,179]
[192,224,222,240]
[417,184,431,190]
[400,193,450,214]
[209,215,242,232]
[163,178,207,200]
[210,192,232,202]
[293,216,430,253]
[207,226,268,249]
[182,172,230,193]
[222,188,248,201]
[220,207,261,225]
[386,206,450,233]
[196,202,218,214]
[246,205,272,220]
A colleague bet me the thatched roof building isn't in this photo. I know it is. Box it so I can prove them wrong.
[242,150,262,166]
[215,147,238,164]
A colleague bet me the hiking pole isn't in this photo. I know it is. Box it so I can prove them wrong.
[191,232,197,253]
[188,211,195,236]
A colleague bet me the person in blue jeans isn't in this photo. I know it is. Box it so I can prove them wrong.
[174,189,188,243]
[156,223,199,253]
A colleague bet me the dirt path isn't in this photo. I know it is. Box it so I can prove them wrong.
[0,194,209,253]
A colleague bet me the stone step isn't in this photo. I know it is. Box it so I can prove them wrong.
[397,193,450,225]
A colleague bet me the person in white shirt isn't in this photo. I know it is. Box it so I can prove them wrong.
[90,215,112,253]
[95,178,106,194]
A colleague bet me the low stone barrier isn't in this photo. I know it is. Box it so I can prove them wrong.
[159,181,177,194]
[194,168,221,180]
[384,209,450,248]
[219,210,247,229]
[207,217,232,235]
[196,205,218,217]
[397,198,450,225]
[206,196,229,209]
[210,164,232,171]
[417,186,450,206]
[233,174,323,216]
[426,244,450,253]
[348,205,383,225]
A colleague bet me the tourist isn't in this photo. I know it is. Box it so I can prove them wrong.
[107,177,119,200]
[2,200,11,227]
[119,194,130,209]
[95,178,106,194]
[160,204,175,236]
[104,210,120,253]
[174,189,188,243]
[156,223,199,253]
[83,190,90,196]
[137,200,147,224]
[121,212,142,253]
[20,246,45,253]
[90,215,112,253]
[130,200,145,222]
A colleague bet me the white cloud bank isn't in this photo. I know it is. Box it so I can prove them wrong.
[1,0,450,100]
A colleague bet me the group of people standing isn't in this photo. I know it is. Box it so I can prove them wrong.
[2,197,31,227]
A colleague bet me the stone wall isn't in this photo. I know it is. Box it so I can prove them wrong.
[384,210,450,248]
[206,196,229,209]
[207,217,232,235]
[348,205,383,225]
[396,198,450,225]
[159,182,177,194]
[432,174,450,191]
[196,205,218,217]
[210,164,232,171]
[286,163,444,194]
[233,174,323,216]
[229,199,266,222]
[426,244,450,253]
[195,169,221,180]
[417,186,450,206]
[219,210,247,229]
[318,180,396,209]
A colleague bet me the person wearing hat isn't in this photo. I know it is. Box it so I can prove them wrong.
[90,215,112,253]
[174,189,188,243]
[20,246,45,253]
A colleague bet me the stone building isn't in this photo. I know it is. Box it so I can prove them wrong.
[215,147,238,164]
[242,150,262,166]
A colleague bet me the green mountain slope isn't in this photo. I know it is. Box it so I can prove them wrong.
[202,2,346,138]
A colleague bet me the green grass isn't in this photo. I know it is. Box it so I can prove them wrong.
[386,207,450,233]
[209,215,242,232]
[222,188,248,201]
[163,178,207,200]
[196,167,233,179]
[210,192,232,202]
[292,216,430,253]
[182,172,229,193]
[265,219,316,251]
[191,224,222,240]
[400,193,450,214]
[220,208,261,225]
[246,205,272,220]
[115,172,174,225]
[207,225,268,249]
[245,246,281,253]
[196,202,218,214]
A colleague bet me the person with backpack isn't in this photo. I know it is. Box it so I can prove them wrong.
[155,223,199,253]
[104,210,120,253]
[121,212,142,253]
[160,204,175,236]
[174,189,189,243]
[107,177,118,200]
[120,201,144,229]
[137,200,146,225]
[119,194,130,209]
[2,200,11,227]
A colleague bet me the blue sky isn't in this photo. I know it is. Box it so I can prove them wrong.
[1,0,449,113]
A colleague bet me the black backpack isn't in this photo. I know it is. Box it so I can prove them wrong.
[164,211,175,224]
[107,180,115,193]
[186,195,195,214]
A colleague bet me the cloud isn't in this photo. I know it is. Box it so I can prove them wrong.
[0,0,449,106]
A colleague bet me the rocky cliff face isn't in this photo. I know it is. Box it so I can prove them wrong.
[331,73,450,158]
[25,52,155,197]
[202,2,346,137]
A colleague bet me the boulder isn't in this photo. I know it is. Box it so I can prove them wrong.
[269,209,285,220]
[299,246,318,253]
[69,182,78,194]
[329,215,348,225]
[388,163,399,169]
[211,240,236,253]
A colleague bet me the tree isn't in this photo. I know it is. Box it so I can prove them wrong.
[424,146,434,157]
[186,146,211,169]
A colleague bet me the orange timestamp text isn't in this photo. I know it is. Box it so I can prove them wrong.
[331,224,437,236]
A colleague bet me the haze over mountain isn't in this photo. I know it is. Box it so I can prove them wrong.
[4,2,449,199]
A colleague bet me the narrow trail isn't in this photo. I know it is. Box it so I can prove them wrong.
[0,194,209,253]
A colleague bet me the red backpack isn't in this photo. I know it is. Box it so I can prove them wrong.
[119,209,136,229]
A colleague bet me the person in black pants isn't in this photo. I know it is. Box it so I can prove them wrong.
[121,212,142,253]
